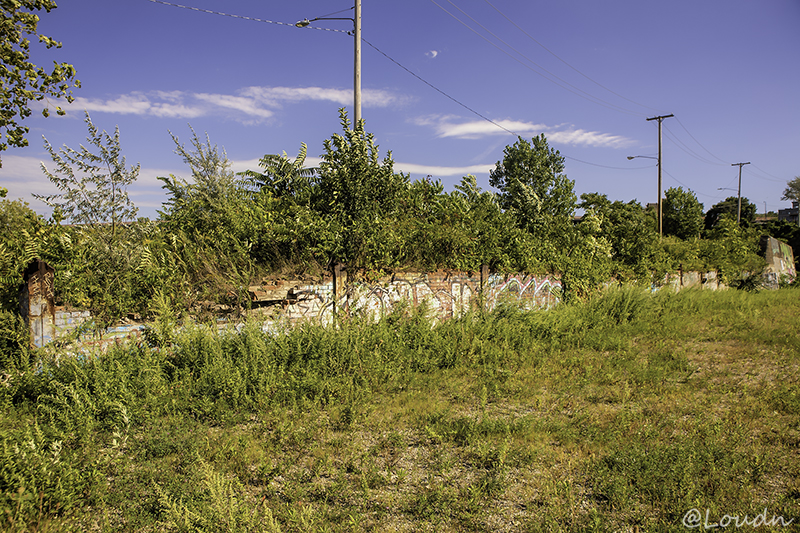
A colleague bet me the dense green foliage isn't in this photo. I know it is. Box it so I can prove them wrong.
[35,112,139,238]
[578,193,667,282]
[489,134,576,240]
[0,108,788,327]
[663,186,704,239]
[782,175,800,202]
[0,288,797,530]
[0,105,797,530]
[0,0,80,164]
[704,195,757,230]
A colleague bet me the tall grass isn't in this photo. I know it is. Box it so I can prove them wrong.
[0,286,798,531]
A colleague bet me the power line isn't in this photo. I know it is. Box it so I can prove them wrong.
[662,125,727,167]
[673,117,731,165]
[145,1,518,137]
[747,164,787,183]
[363,38,650,171]
[744,167,784,184]
[444,0,646,117]
[316,7,355,19]
[480,0,662,115]
[659,169,721,202]
[145,0,349,34]
[566,157,652,170]
[429,0,644,117]
[361,38,518,137]
[147,0,647,172]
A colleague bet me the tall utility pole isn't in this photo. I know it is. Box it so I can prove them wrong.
[354,0,361,124]
[646,114,674,237]
[732,162,750,225]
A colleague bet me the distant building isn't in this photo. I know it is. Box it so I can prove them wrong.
[778,201,799,224]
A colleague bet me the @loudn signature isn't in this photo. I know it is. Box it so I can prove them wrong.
[683,508,794,529]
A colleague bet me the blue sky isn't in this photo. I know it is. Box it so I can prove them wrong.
[3,0,799,219]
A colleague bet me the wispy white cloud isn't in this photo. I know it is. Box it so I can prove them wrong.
[242,86,405,108]
[546,129,631,148]
[149,103,207,119]
[426,50,439,59]
[272,156,490,179]
[194,93,274,120]
[415,115,634,148]
[394,162,492,177]
[242,86,353,107]
[73,94,153,115]
[63,86,406,124]
[415,116,546,139]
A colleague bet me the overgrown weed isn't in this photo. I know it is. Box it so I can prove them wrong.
[0,287,798,530]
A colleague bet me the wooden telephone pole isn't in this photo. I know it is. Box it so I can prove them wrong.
[732,162,750,225]
[646,114,674,236]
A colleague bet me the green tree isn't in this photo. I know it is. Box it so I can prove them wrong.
[241,142,316,202]
[158,128,261,307]
[489,135,576,238]
[35,112,139,239]
[159,127,243,235]
[663,186,704,240]
[0,0,80,165]
[314,109,410,266]
[704,196,756,230]
[579,193,665,282]
[781,176,800,203]
[702,214,764,281]
[0,196,45,310]
[559,210,612,300]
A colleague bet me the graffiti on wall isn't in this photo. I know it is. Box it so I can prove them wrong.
[283,282,336,324]
[483,273,560,310]
[34,269,563,348]
[340,272,561,321]
[345,275,477,321]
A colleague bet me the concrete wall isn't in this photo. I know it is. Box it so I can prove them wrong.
[37,268,561,348]
[244,269,561,326]
[662,270,726,291]
[760,235,796,288]
[339,270,560,323]
[25,238,795,349]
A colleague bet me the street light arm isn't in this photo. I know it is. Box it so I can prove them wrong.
[295,16,355,28]
[295,0,361,124]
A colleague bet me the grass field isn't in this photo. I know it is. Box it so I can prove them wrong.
[1,287,798,532]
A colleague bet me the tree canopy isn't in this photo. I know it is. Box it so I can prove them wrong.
[781,176,800,203]
[0,0,80,165]
[489,134,576,237]
[35,112,138,238]
[0,110,784,326]
[704,196,756,230]
[663,187,704,240]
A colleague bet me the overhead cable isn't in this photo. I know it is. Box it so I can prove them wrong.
[662,126,727,167]
[481,0,662,115]
[429,0,644,117]
[147,0,650,172]
[145,0,349,34]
